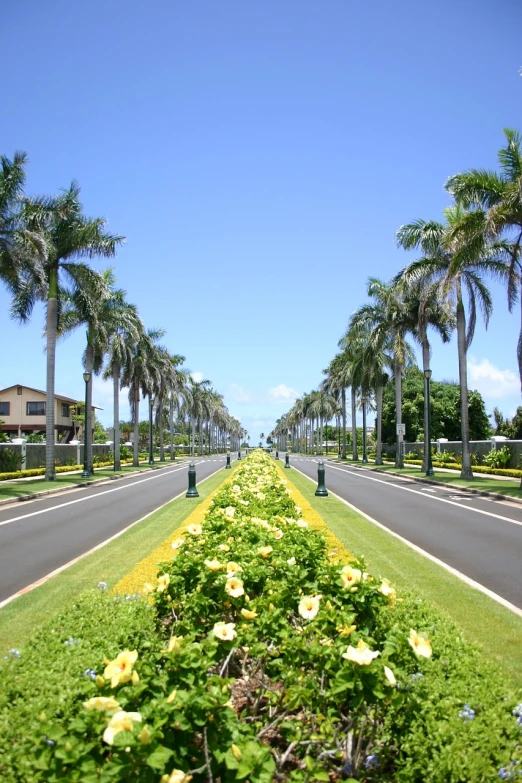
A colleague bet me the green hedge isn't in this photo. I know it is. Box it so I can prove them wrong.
[0,460,136,482]
[384,458,522,479]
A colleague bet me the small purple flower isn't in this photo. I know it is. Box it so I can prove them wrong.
[8,648,21,658]
[458,704,475,721]
[411,672,424,681]
[97,581,108,590]
[365,754,378,769]
[83,668,97,680]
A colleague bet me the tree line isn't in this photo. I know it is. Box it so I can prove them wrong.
[0,153,246,479]
[271,128,522,480]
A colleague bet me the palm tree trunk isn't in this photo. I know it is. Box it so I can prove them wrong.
[158,400,165,461]
[191,416,195,456]
[198,417,203,456]
[319,414,323,455]
[457,296,473,479]
[169,396,174,459]
[394,358,404,468]
[341,387,347,459]
[133,383,140,467]
[351,387,358,461]
[421,337,430,472]
[45,292,58,480]
[113,362,121,471]
[375,383,383,464]
[85,334,94,473]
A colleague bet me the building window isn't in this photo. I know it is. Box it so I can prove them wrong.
[61,403,70,417]
[27,401,46,416]
[0,402,10,416]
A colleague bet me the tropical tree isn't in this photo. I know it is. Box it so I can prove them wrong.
[446,128,522,390]
[184,377,212,456]
[14,183,123,479]
[348,278,415,468]
[396,206,506,478]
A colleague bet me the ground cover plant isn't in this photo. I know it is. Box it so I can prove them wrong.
[0,451,520,782]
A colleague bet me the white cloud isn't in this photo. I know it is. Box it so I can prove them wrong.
[227,383,253,403]
[268,384,299,403]
[468,358,519,399]
[91,376,131,426]
[191,371,204,383]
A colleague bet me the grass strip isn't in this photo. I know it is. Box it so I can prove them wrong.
[287,463,522,689]
[0,465,227,653]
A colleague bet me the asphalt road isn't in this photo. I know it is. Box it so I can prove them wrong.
[0,456,230,602]
[287,456,522,611]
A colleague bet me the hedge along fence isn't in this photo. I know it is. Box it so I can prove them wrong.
[385,456,522,480]
[0,443,115,472]
[0,450,521,782]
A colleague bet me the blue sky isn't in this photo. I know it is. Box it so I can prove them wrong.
[2,0,522,440]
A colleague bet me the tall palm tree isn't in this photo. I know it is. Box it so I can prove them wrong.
[446,128,522,390]
[153,352,187,462]
[348,278,416,468]
[396,207,507,478]
[0,152,46,296]
[184,377,212,456]
[122,328,166,467]
[15,183,124,479]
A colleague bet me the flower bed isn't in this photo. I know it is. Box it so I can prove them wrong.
[0,450,520,782]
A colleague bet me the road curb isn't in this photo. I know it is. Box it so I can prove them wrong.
[327,460,522,505]
[0,460,189,508]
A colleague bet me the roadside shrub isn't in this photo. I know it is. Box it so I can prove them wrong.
[120,445,133,461]
[0,448,23,473]
[484,445,512,470]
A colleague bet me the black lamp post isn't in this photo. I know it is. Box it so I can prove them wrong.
[424,369,434,476]
[81,371,91,479]
[362,397,368,463]
[148,396,154,466]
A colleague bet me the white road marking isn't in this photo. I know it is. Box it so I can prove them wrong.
[0,464,201,528]
[325,463,522,528]
[291,465,522,618]
[421,488,437,492]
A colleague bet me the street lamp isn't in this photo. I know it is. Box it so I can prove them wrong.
[424,369,434,476]
[81,371,91,479]
[362,397,368,463]
[148,396,154,466]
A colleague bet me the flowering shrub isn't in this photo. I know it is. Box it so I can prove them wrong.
[0,451,520,781]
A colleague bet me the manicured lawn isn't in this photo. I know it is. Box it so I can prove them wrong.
[287,463,522,690]
[0,460,186,501]
[331,457,522,498]
[0,464,231,653]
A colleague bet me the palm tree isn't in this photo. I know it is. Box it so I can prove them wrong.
[184,377,212,456]
[396,207,507,478]
[446,128,522,391]
[122,328,166,467]
[15,183,123,479]
[348,278,416,468]
[153,352,187,462]
[0,152,45,296]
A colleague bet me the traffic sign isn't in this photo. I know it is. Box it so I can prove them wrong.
[396,423,406,437]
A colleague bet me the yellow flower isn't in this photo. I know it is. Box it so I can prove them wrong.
[218,543,230,552]
[103,710,142,745]
[103,650,138,688]
[379,578,396,603]
[298,595,321,620]
[337,623,357,637]
[258,546,273,558]
[272,529,284,540]
[225,577,245,598]
[384,665,397,686]
[142,582,154,595]
[225,506,236,518]
[319,638,333,646]
[131,670,139,686]
[340,566,362,590]
[287,556,296,565]
[138,725,152,744]
[231,744,242,760]
[241,608,258,620]
[408,629,432,658]
[213,622,237,641]
[226,561,242,576]
[157,573,170,593]
[342,639,380,666]
[171,537,185,550]
[205,559,222,571]
[166,689,177,703]
[163,636,183,654]
[83,696,121,712]
[161,771,192,783]
[296,519,308,527]
[187,523,202,535]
